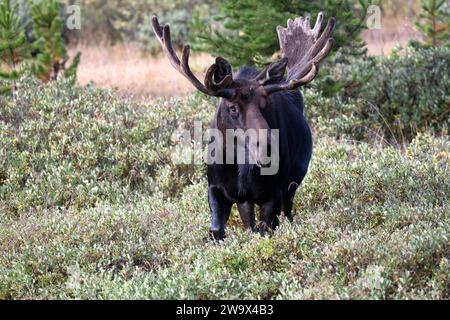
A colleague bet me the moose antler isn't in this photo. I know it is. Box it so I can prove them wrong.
[264,12,335,94]
[151,16,235,99]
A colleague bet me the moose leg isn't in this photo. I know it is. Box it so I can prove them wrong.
[208,186,233,240]
[237,202,257,232]
[259,192,282,236]
[282,182,299,222]
[283,165,308,222]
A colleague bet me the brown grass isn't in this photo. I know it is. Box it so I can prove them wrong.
[69,43,213,101]
[362,17,424,55]
[70,16,425,99]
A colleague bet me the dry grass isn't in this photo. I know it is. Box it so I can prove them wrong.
[69,43,213,101]
[362,17,424,55]
[70,17,425,99]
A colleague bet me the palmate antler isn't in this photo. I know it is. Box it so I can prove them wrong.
[151,16,235,99]
[264,12,335,94]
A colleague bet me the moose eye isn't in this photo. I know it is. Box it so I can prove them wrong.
[229,105,238,116]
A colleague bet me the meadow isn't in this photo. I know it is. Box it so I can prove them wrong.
[0,73,448,299]
[0,0,449,300]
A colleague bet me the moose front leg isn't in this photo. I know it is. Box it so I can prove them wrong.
[237,202,257,233]
[208,186,233,240]
[259,192,282,236]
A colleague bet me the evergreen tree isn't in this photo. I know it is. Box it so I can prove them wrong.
[415,0,450,47]
[0,0,28,94]
[190,0,374,68]
[30,0,80,82]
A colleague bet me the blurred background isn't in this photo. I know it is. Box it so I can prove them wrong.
[40,0,449,98]
[2,0,449,99]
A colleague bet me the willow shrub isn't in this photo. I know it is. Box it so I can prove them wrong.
[307,46,450,142]
[0,75,449,299]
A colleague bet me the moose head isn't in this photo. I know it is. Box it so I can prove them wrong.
[152,14,334,167]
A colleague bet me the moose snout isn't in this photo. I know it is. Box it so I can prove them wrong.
[251,130,271,167]
[245,106,271,167]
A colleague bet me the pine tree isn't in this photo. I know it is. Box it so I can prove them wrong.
[0,0,28,94]
[415,0,450,47]
[30,0,80,82]
[190,0,374,68]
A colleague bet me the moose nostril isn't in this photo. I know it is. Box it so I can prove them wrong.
[256,160,263,168]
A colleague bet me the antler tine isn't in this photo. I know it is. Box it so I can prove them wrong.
[311,17,335,58]
[303,16,311,31]
[312,12,324,38]
[314,38,334,63]
[162,25,181,67]
[152,15,163,38]
[151,15,235,98]
[265,12,335,94]
[179,44,209,94]
[152,17,177,66]
[265,63,319,94]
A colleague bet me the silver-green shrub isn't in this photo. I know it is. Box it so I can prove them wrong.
[0,76,448,299]
[306,46,450,142]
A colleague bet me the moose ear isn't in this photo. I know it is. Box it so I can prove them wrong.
[256,57,288,85]
[213,57,233,84]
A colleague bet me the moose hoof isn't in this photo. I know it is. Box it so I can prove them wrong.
[209,228,226,241]
[258,221,278,237]
[258,222,269,237]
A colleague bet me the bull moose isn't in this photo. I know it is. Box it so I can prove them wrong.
[152,13,335,240]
